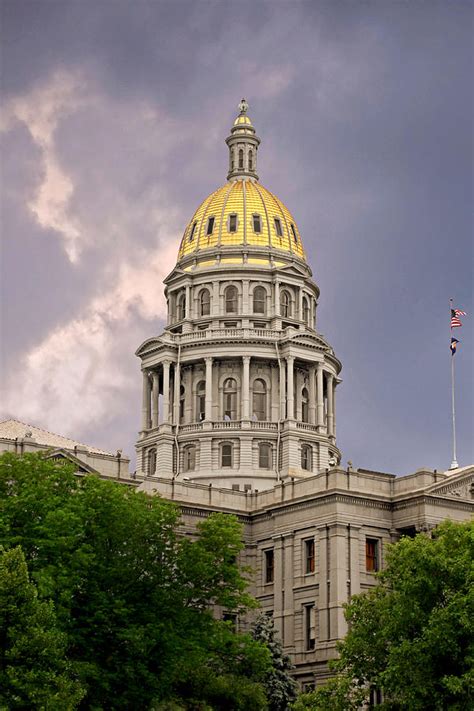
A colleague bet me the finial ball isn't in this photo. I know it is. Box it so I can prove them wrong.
[239,98,249,114]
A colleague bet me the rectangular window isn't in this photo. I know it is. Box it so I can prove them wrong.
[253,214,262,233]
[305,539,315,574]
[244,483,252,492]
[222,444,233,468]
[206,216,215,235]
[304,604,316,650]
[366,538,379,572]
[264,549,274,584]
[274,217,283,237]
[223,612,237,630]
[229,214,237,232]
[232,484,240,491]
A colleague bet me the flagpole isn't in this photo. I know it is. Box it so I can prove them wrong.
[449,298,458,469]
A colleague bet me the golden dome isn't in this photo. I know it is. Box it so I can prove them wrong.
[177,180,306,263]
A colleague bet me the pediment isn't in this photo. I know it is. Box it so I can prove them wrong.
[278,262,310,277]
[426,467,474,500]
[135,337,166,357]
[44,448,99,475]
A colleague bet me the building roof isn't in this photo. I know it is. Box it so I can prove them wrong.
[0,418,113,456]
[177,180,306,263]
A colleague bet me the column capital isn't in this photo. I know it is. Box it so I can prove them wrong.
[204,356,214,364]
[286,354,295,363]
[242,355,251,363]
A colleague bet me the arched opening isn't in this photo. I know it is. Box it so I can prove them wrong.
[223,378,237,420]
[179,385,185,423]
[253,286,266,314]
[301,387,309,423]
[148,448,156,476]
[302,296,310,325]
[200,288,211,316]
[280,290,291,318]
[221,443,233,468]
[196,380,206,421]
[252,379,267,421]
[238,149,244,170]
[248,149,253,171]
[301,444,312,471]
[225,285,238,314]
[258,443,272,469]
[183,445,196,472]
[176,292,186,321]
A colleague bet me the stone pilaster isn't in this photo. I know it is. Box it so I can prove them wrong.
[205,357,213,420]
[286,356,294,420]
[151,371,159,428]
[242,356,250,419]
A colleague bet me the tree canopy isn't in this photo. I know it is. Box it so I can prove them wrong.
[0,452,271,709]
[293,519,474,711]
[251,614,298,711]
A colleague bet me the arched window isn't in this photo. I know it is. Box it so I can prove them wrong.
[253,286,266,314]
[176,292,186,321]
[200,289,210,316]
[301,444,312,471]
[258,443,272,469]
[249,150,253,171]
[221,443,233,468]
[196,380,206,421]
[179,385,185,423]
[302,296,310,325]
[223,378,237,420]
[238,149,244,170]
[252,379,267,421]
[183,445,196,472]
[280,290,291,318]
[225,285,238,314]
[148,448,156,476]
[301,387,309,423]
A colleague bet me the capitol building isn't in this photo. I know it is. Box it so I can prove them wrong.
[1,100,472,690]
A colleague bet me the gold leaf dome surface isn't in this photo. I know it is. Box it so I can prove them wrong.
[177,180,306,263]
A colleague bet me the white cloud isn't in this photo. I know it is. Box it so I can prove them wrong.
[2,238,179,437]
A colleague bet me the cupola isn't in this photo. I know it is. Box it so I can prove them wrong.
[226,99,261,181]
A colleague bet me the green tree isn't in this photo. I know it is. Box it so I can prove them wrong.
[0,546,84,710]
[251,614,298,710]
[292,520,474,710]
[0,453,270,710]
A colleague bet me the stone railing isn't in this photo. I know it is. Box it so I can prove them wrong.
[168,327,286,344]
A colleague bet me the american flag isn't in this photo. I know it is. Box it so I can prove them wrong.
[451,308,467,328]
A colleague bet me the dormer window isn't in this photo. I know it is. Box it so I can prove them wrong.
[253,214,262,233]
[274,218,283,237]
[206,216,215,236]
[188,221,197,242]
[229,213,238,233]
[291,223,298,244]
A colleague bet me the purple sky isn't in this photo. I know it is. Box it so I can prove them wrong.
[1,0,472,475]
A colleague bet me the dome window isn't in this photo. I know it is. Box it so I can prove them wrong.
[225,285,238,314]
[206,216,215,236]
[258,443,271,469]
[238,149,244,170]
[223,378,237,420]
[302,296,310,325]
[253,286,266,315]
[253,214,262,233]
[196,381,206,421]
[228,213,238,233]
[188,221,197,242]
[301,444,312,471]
[199,288,211,316]
[253,379,267,421]
[248,150,253,171]
[291,223,298,244]
[274,218,283,237]
[280,290,291,318]
[176,292,186,321]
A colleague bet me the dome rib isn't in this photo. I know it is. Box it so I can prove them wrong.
[253,182,272,249]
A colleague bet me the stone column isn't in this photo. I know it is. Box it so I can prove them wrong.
[316,364,324,430]
[205,357,213,420]
[286,356,294,420]
[308,365,316,424]
[152,371,159,428]
[279,358,286,419]
[141,370,151,430]
[173,361,181,424]
[327,373,334,437]
[274,280,280,316]
[242,355,251,419]
[185,284,191,319]
[162,360,171,423]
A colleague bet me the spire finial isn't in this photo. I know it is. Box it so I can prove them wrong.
[239,98,249,115]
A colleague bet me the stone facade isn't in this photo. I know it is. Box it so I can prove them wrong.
[134,102,474,688]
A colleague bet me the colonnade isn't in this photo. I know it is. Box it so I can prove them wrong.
[141,356,336,436]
